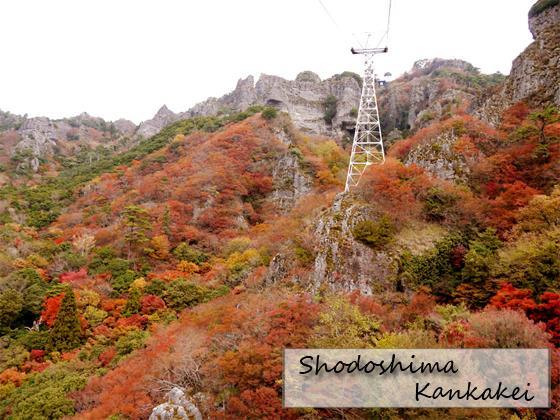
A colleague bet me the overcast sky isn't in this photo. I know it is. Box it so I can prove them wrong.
[0,0,535,123]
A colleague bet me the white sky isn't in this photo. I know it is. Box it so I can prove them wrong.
[0,0,535,124]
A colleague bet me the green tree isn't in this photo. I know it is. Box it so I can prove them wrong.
[163,279,211,311]
[122,287,141,317]
[461,228,501,284]
[121,205,152,259]
[49,288,82,352]
[173,243,209,264]
[323,95,338,124]
[261,107,277,120]
[529,105,559,144]
[0,289,23,330]
[352,215,395,248]
[1,268,46,323]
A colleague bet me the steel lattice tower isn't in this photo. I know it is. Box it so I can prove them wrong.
[344,47,388,192]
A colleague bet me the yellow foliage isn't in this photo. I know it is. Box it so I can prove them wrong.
[311,295,380,348]
[176,260,199,274]
[25,254,49,268]
[150,234,170,260]
[131,277,148,290]
[375,330,439,349]
[76,289,101,309]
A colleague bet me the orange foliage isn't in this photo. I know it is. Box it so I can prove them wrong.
[0,368,25,387]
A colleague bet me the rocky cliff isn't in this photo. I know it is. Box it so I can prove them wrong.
[379,58,504,141]
[184,71,362,136]
[136,71,362,140]
[478,0,560,123]
[0,111,136,173]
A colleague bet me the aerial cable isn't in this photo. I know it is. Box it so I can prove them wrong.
[375,0,392,48]
[317,0,365,48]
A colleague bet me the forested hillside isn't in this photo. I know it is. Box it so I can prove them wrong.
[0,1,559,419]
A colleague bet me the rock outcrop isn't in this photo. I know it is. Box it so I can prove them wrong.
[478,1,560,123]
[378,58,504,138]
[1,111,136,172]
[402,130,471,183]
[149,387,202,420]
[184,71,362,136]
[136,105,179,139]
[312,194,397,294]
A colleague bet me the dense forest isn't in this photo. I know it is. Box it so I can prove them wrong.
[0,0,559,417]
[0,98,558,418]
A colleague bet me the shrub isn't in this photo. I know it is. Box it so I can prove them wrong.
[401,233,466,297]
[323,95,338,124]
[422,187,458,222]
[261,107,277,120]
[0,289,23,330]
[83,306,108,327]
[163,280,210,311]
[144,279,167,297]
[311,296,380,347]
[173,243,209,264]
[352,215,395,248]
[140,295,166,315]
[111,270,137,294]
[0,363,90,419]
[467,308,551,348]
[115,329,149,356]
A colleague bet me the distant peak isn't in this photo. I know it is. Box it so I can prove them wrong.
[156,104,174,116]
[412,58,478,74]
[295,71,321,83]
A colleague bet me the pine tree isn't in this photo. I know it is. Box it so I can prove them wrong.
[49,288,82,352]
[122,205,152,259]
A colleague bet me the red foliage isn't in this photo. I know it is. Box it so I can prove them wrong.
[450,244,467,269]
[21,361,50,373]
[98,347,117,367]
[400,291,436,324]
[0,368,26,387]
[40,293,64,328]
[114,314,149,330]
[92,325,113,338]
[226,386,296,419]
[30,349,46,362]
[490,283,560,346]
[501,102,530,131]
[59,267,88,284]
[348,291,386,318]
[483,181,539,232]
[489,282,536,312]
[532,292,560,346]
[140,295,166,315]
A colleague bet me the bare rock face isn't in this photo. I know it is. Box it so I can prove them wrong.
[184,72,361,136]
[403,130,472,183]
[149,387,202,420]
[1,109,136,172]
[0,110,25,131]
[269,127,313,212]
[478,1,560,122]
[15,117,58,171]
[378,58,492,134]
[508,2,560,106]
[136,105,180,139]
[113,118,137,136]
[312,194,397,294]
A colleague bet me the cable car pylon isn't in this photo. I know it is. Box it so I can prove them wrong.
[344,46,388,192]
